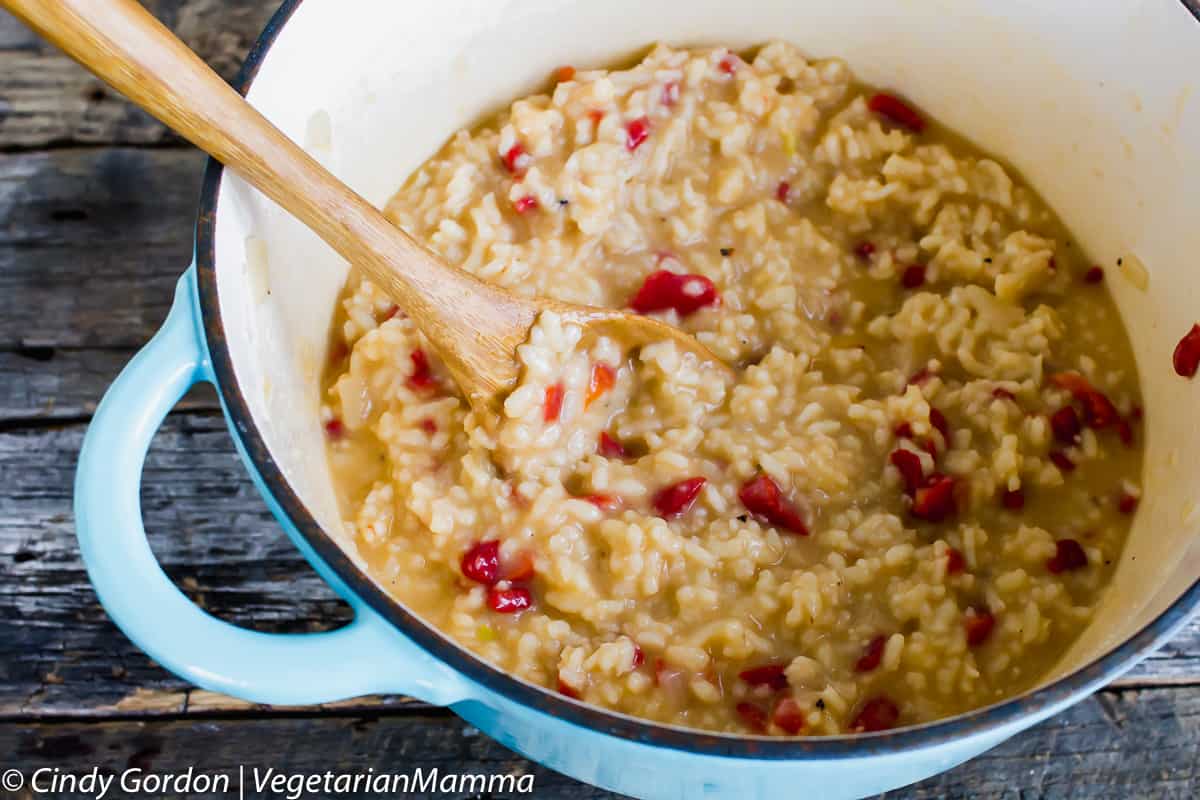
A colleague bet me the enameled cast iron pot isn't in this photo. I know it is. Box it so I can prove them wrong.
[75,1,1200,797]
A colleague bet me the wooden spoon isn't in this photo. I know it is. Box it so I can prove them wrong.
[4,0,728,416]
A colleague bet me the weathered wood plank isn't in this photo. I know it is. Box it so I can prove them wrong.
[0,413,356,716]
[0,148,205,349]
[0,414,1196,718]
[1,687,1198,798]
[0,349,221,424]
[0,1,279,148]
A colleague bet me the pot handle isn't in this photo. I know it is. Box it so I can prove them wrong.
[74,271,473,707]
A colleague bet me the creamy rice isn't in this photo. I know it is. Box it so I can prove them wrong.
[321,43,1143,735]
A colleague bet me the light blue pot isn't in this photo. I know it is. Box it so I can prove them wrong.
[73,1,1200,797]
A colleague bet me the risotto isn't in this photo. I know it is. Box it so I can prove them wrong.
[321,43,1145,735]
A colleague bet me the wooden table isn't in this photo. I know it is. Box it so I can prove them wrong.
[0,2,1197,797]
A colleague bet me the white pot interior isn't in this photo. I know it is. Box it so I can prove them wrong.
[212,0,1200,687]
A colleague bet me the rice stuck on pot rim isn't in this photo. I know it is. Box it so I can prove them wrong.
[321,43,1145,736]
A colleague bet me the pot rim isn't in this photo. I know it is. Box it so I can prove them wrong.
[194,0,1200,759]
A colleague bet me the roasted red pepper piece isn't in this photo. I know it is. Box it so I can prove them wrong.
[889,449,924,495]
[586,363,615,408]
[911,474,957,522]
[630,270,719,317]
[1001,488,1025,510]
[867,92,926,132]
[1050,406,1082,444]
[964,607,995,647]
[772,697,806,735]
[461,540,501,585]
[487,586,533,613]
[738,663,789,690]
[502,143,531,177]
[407,348,436,390]
[625,116,650,151]
[850,696,901,733]
[543,382,565,423]
[738,474,809,535]
[855,635,888,672]
[736,701,768,732]
[1047,539,1088,573]
[1175,323,1200,378]
[652,477,706,519]
[598,431,630,459]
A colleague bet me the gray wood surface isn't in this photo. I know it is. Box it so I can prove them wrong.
[0,2,1197,798]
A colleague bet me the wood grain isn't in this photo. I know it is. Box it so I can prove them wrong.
[0,148,204,350]
[0,0,278,149]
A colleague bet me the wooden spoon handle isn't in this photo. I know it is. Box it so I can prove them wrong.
[3,0,536,402]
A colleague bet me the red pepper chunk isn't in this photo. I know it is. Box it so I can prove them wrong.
[718,54,739,75]
[586,362,616,408]
[631,645,645,669]
[487,586,533,614]
[1050,406,1082,444]
[854,241,876,261]
[1083,266,1105,284]
[945,547,966,575]
[555,65,576,83]
[1175,323,1200,378]
[461,540,500,585]
[851,696,901,733]
[911,475,957,522]
[736,701,768,733]
[514,195,539,214]
[738,474,809,535]
[543,382,565,423]
[653,477,706,519]
[323,418,346,440]
[964,607,995,647]
[1048,371,1119,429]
[1078,390,1120,430]
[625,116,650,151]
[855,635,888,672]
[772,697,806,735]
[929,407,950,443]
[503,143,531,177]
[1049,451,1075,473]
[1118,492,1139,515]
[1116,419,1135,448]
[889,449,924,495]
[597,432,629,459]
[662,81,680,106]
[583,493,622,512]
[901,264,926,289]
[407,349,436,390]
[1001,488,1025,510]
[1047,539,1088,573]
[630,270,719,317]
[907,366,935,386]
[776,181,791,203]
[738,663,789,690]
[867,92,926,132]
[557,679,581,699]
